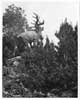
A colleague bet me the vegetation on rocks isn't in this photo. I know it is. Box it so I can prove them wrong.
[3,4,78,97]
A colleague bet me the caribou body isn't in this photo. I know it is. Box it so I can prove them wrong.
[17,28,43,47]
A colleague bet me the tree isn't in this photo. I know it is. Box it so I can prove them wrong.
[3,4,28,35]
[3,4,28,64]
[55,19,78,93]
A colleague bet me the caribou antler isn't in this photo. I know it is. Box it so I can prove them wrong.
[32,12,44,26]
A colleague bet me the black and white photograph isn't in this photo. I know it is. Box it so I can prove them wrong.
[2,0,78,98]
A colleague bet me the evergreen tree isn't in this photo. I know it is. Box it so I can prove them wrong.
[55,19,78,93]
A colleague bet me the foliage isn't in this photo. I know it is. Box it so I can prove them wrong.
[3,5,78,97]
[55,19,78,92]
[3,4,28,35]
[3,4,28,65]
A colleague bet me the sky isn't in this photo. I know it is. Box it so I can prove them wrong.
[2,0,78,45]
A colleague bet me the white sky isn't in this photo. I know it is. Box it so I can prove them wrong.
[2,0,78,45]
